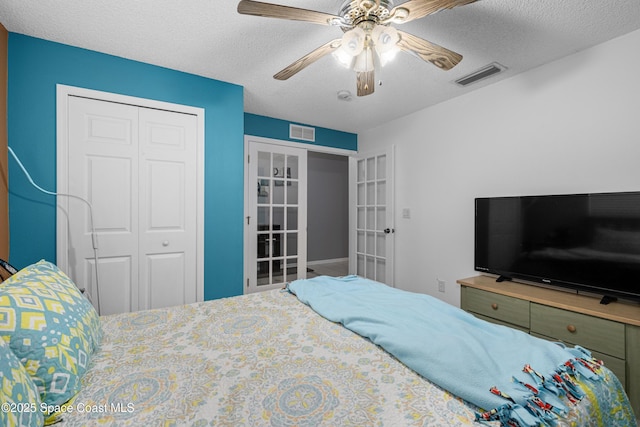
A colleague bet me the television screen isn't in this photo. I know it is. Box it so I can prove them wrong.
[475,192,640,302]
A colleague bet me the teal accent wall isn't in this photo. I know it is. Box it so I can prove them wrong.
[7,34,244,300]
[245,113,357,151]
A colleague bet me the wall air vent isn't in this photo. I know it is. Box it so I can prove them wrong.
[290,124,316,142]
[454,62,506,87]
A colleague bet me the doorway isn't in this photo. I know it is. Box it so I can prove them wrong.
[244,135,372,293]
[306,151,349,278]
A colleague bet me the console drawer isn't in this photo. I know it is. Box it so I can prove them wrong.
[464,287,530,329]
[530,303,625,358]
[532,331,626,385]
[473,313,530,333]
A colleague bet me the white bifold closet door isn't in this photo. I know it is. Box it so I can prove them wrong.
[64,95,198,315]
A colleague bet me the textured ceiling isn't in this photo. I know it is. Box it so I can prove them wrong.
[1,0,639,133]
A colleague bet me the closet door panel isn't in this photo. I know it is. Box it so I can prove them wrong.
[67,96,139,315]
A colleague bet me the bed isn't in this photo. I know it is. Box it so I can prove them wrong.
[0,261,636,427]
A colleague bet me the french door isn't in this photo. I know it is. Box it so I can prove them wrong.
[350,146,395,285]
[245,140,307,293]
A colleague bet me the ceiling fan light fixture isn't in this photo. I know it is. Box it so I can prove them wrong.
[334,23,399,71]
[378,48,398,66]
[340,26,366,56]
[236,0,481,97]
[353,46,375,72]
[371,25,398,53]
[333,26,366,68]
[371,24,400,66]
[333,48,355,69]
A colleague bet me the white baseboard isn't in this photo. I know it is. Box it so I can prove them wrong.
[307,257,348,266]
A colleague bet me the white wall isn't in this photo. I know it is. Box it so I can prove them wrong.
[359,29,640,307]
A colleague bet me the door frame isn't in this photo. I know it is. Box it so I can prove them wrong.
[55,84,206,303]
[243,135,354,293]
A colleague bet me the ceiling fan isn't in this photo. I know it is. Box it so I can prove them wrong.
[237,0,480,96]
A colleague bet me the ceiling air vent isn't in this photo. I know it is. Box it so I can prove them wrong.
[455,62,506,87]
[290,124,316,142]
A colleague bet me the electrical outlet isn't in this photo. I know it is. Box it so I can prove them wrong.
[437,279,446,293]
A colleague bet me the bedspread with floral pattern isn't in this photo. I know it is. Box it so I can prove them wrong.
[60,289,629,426]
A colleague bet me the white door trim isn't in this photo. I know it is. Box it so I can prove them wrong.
[56,84,205,303]
[244,135,356,157]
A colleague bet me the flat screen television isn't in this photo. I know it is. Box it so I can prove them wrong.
[475,191,640,304]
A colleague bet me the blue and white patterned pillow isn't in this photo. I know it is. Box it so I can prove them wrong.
[0,260,102,411]
[0,337,44,426]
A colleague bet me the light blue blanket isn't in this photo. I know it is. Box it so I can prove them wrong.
[287,275,610,426]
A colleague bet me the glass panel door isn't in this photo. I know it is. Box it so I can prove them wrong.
[247,141,307,293]
[351,147,394,284]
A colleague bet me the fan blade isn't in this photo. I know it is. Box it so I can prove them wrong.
[238,0,345,26]
[274,39,342,80]
[396,30,462,70]
[356,70,375,96]
[388,0,480,24]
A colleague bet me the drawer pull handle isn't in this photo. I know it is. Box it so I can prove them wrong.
[567,324,577,333]
[491,303,498,310]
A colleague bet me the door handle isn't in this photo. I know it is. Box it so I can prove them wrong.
[383,228,395,234]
